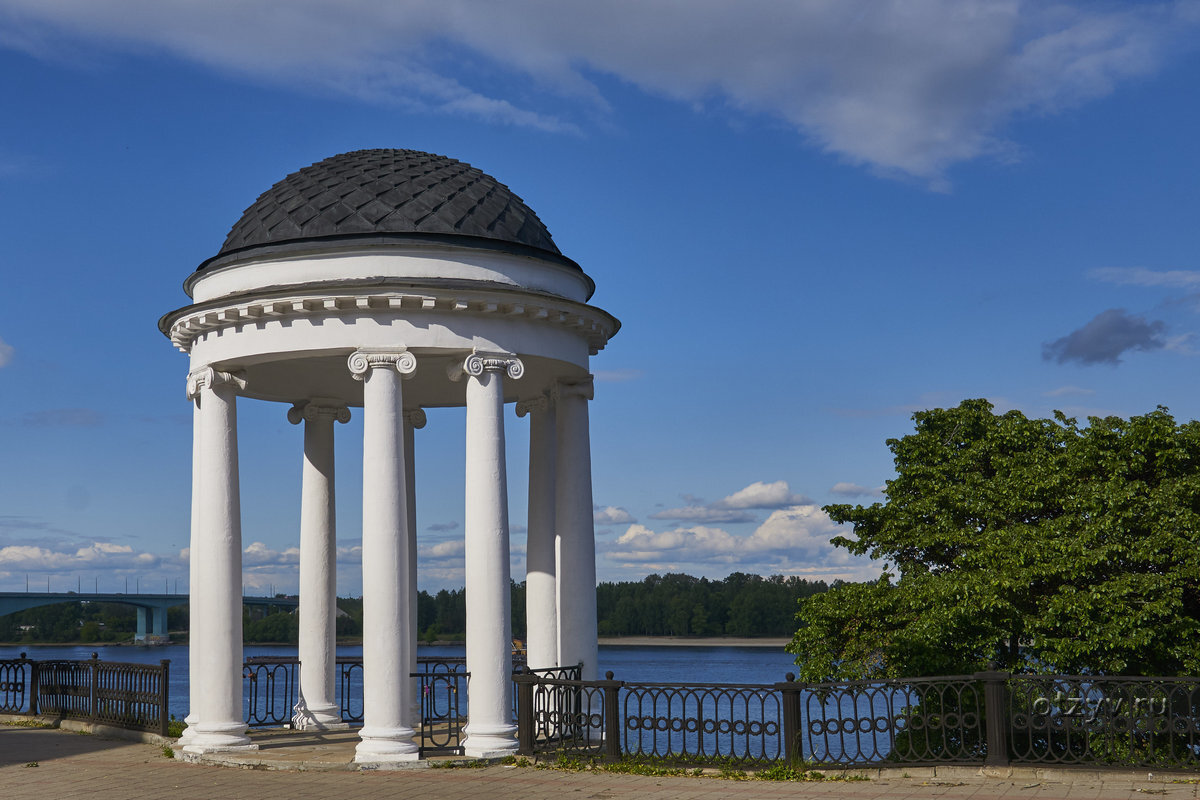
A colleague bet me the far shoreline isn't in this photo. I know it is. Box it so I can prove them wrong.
[4,636,793,649]
[598,636,790,648]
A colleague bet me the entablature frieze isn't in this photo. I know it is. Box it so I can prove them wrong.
[163,286,617,357]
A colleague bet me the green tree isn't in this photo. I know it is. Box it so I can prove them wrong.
[789,399,1200,680]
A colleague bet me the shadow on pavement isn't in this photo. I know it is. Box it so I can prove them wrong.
[0,726,144,768]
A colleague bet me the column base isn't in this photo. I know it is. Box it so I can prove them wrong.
[176,713,198,743]
[292,701,349,730]
[355,725,420,762]
[180,721,257,754]
[462,722,518,758]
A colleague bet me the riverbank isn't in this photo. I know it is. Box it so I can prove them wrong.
[598,635,790,647]
[5,636,790,648]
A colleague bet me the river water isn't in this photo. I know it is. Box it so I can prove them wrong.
[0,642,799,723]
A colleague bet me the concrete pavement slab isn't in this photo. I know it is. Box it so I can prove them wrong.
[3,725,1199,800]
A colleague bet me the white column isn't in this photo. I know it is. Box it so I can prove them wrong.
[289,400,351,730]
[555,376,598,680]
[183,367,255,754]
[349,349,420,763]
[403,407,426,731]
[457,352,523,757]
[516,394,557,670]
[178,384,202,745]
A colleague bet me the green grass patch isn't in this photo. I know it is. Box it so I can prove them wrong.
[520,751,865,782]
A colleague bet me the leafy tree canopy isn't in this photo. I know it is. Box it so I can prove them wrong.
[788,399,1200,681]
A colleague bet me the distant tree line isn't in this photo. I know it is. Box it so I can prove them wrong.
[0,599,188,643]
[4,572,830,644]
[596,573,831,637]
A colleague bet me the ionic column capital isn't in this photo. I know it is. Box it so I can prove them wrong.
[287,400,352,426]
[554,375,594,402]
[404,408,427,430]
[186,366,246,400]
[515,394,551,418]
[347,349,417,381]
[449,351,524,382]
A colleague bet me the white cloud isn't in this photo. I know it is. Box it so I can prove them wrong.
[1090,267,1200,288]
[0,1,1191,185]
[594,506,636,526]
[423,540,465,559]
[609,504,881,582]
[715,480,810,509]
[1044,385,1095,398]
[0,336,12,367]
[242,541,299,567]
[829,482,884,498]
[0,541,174,576]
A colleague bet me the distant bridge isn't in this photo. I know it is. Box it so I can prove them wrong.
[0,592,298,642]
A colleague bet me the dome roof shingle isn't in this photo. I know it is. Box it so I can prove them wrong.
[213,149,563,262]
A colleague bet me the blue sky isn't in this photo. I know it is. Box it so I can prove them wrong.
[1,1,1199,595]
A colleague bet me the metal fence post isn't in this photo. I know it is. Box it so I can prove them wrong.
[975,666,1010,767]
[515,667,535,756]
[602,671,621,761]
[89,652,99,724]
[776,673,805,766]
[159,660,171,738]
[23,653,38,716]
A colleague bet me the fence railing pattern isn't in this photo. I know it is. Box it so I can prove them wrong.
[1008,675,1200,770]
[0,657,31,714]
[623,681,783,764]
[241,655,553,734]
[414,661,467,755]
[244,656,297,727]
[516,670,1200,771]
[798,675,986,766]
[0,653,169,737]
[5,650,1197,771]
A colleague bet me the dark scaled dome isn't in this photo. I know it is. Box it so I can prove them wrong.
[213,149,563,262]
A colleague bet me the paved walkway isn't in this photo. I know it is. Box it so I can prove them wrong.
[3,726,1199,800]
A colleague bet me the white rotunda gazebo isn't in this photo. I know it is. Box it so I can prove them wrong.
[159,149,619,761]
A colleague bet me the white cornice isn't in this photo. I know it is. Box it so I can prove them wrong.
[163,286,617,356]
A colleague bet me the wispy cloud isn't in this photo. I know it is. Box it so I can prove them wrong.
[592,369,643,383]
[22,408,104,427]
[831,403,928,419]
[1043,308,1167,366]
[1090,267,1200,288]
[648,506,757,524]
[829,482,884,498]
[1044,385,1095,398]
[426,521,460,532]
[0,1,1192,185]
[649,480,811,523]
[0,336,13,367]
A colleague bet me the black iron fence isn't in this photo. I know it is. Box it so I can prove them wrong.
[514,669,1200,771]
[0,653,170,737]
[242,654,581,733]
[4,651,1195,771]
